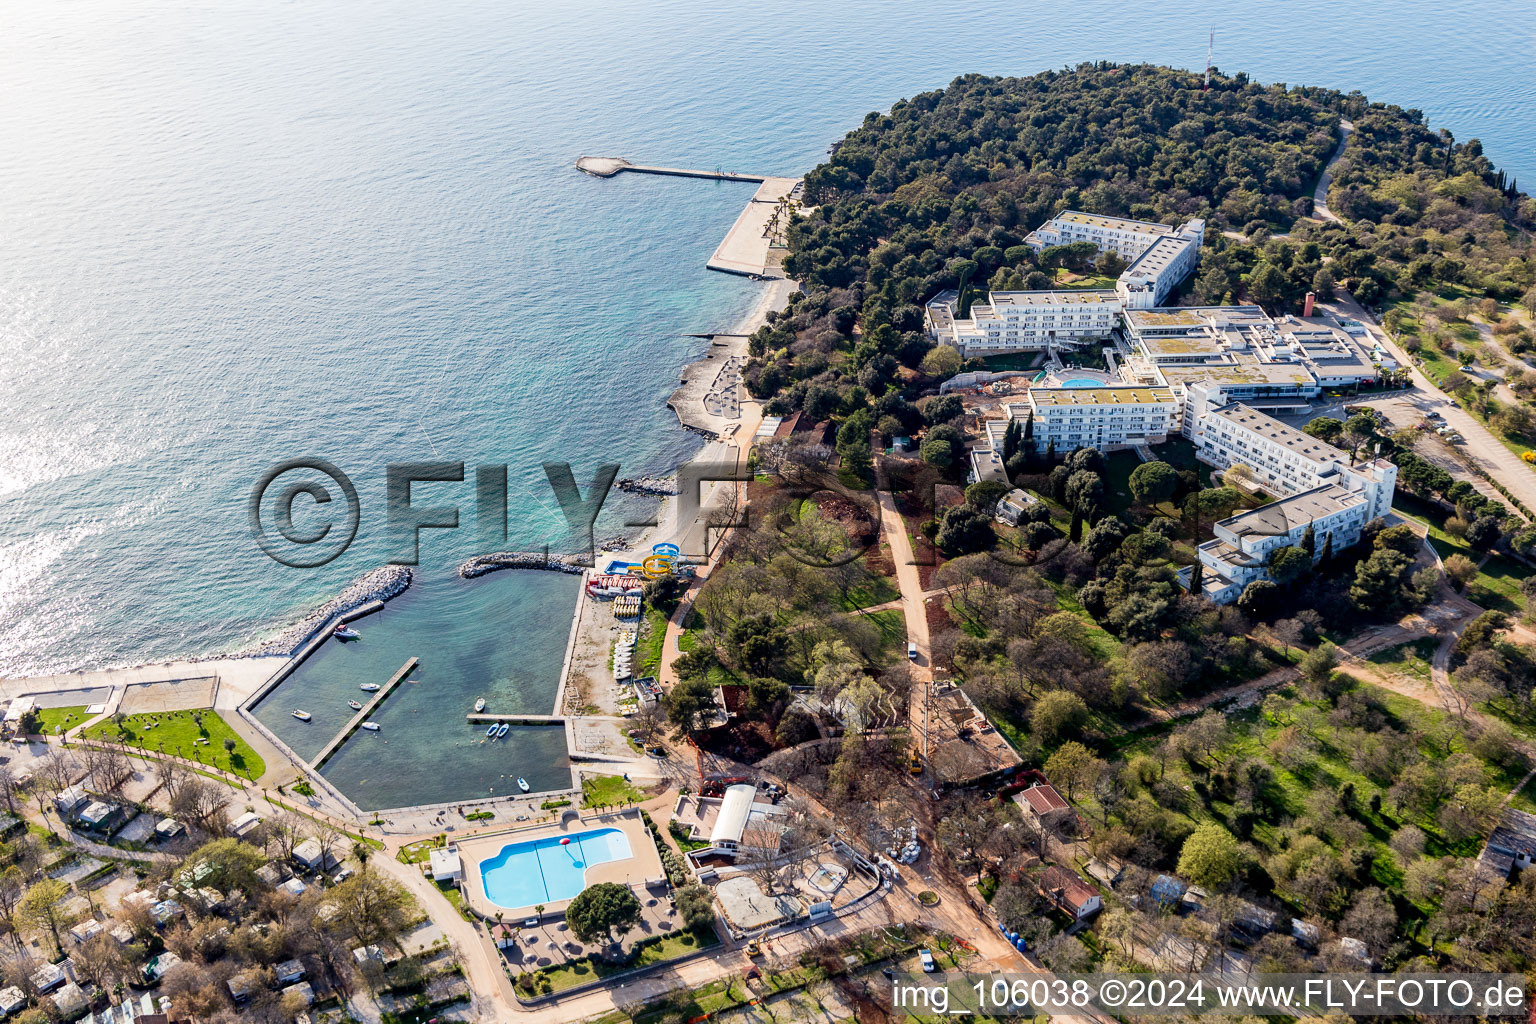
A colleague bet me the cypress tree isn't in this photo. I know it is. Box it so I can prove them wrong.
[1319,532,1334,564]
[1044,438,1055,465]
[1002,420,1020,464]
[1070,508,1083,543]
[1301,521,1316,557]
[1188,558,1204,594]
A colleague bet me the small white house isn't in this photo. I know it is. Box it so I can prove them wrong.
[50,983,86,1017]
[78,801,117,829]
[429,847,463,883]
[69,918,103,943]
[154,818,184,839]
[30,962,65,994]
[0,986,25,1016]
[143,951,181,981]
[228,811,262,837]
[54,785,89,816]
[275,959,306,984]
[277,877,308,897]
[292,838,337,873]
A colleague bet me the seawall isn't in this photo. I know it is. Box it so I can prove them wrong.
[457,551,589,579]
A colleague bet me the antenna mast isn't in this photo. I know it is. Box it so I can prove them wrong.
[1204,29,1213,91]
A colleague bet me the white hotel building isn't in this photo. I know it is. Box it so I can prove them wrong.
[927,212,1206,357]
[1004,387,1180,453]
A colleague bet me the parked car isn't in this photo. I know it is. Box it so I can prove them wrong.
[919,949,937,973]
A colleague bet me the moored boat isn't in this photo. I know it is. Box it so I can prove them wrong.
[496,722,510,738]
[474,697,486,713]
[348,700,362,711]
[334,625,360,640]
[360,683,380,692]
[486,724,498,738]
[360,721,380,731]
[517,777,530,792]
[291,710,312,721]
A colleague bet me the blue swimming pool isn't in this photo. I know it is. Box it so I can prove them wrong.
[1062,378,1103,387]
[478,828,634,910]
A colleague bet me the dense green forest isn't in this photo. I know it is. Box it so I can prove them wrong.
[744,63,1536,422]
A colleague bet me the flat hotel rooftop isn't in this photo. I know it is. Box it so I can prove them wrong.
[988,289,1119,306]
[1030,386,1175,406]
[1054,210,1171,233]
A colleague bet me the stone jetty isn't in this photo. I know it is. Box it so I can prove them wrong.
[247,565,412,657]
[457,551,589,579]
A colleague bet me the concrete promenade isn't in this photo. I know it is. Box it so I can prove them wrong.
[707,175,801,277]
[308,656,418,769]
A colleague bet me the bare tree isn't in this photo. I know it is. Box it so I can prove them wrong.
[0,765,17,815]
[172,778,230,835]
[631,702,666,747]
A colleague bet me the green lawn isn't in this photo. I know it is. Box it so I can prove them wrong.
[521,928,719,995]
[861,607,910,663]
[1366,637,1439,681]
[1392,494,1530,613]
[1510,776,1536,816]
[832,566,900,612]
[636,606,668,677]
[34,706,87,737]
[581,774,644,808]
[398,836,447,865]
[82,709,265,779]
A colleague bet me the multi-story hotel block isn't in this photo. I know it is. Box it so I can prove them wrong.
[1186,484,1372,604]
[1192,403,1397,522]
[926,211,1205,357]
[926,288,1122,355]
[1004,387,1180,453]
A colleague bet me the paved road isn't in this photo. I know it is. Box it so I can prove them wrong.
[1319,291,1536,514]
[1313,118,1354,222]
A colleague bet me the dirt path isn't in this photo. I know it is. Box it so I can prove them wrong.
[1312,118,1353,222]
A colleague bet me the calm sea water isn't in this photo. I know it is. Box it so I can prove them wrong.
[2,0,1533,799]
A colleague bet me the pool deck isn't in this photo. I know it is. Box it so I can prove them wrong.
[455,808,666,920]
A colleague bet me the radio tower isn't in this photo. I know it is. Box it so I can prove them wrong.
[1204,29,1214,91]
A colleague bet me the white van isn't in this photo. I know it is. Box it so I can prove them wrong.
[907,642,918,661]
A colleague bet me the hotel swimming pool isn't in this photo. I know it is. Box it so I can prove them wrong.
[1061,378,1103,387]
[478,828,634,910]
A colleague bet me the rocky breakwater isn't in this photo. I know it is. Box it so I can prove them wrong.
[458,551,589,579]
[247,565,414,657]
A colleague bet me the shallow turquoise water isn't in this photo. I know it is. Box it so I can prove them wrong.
[251,568,579,808]
[479,827,635,911]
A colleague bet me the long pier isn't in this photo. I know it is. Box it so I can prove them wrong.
[575,156,768,183]
[308,657,418,769]
[466,713,566,725]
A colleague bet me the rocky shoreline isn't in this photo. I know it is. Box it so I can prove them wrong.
[244,565,414,657]
[458,551,590,579]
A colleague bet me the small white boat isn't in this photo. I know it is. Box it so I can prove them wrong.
[486,724,498,738]
[334,625,360,639]
[517,777,530,793]
[496,722,510,738]
[360,683,380,692]
[291,710,312,721]
[474,697,486,713]
[348,700,362,711]
[360,722,380,731]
